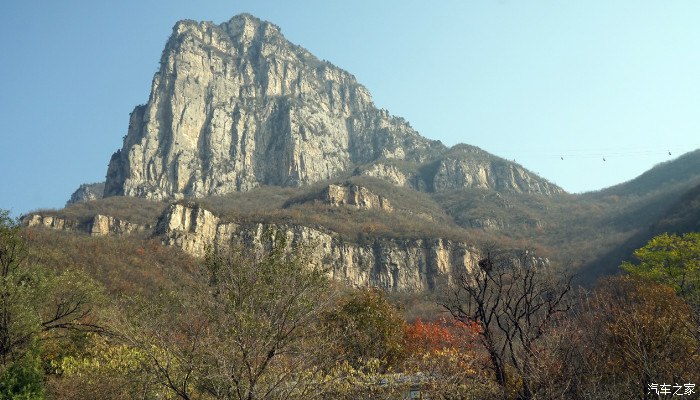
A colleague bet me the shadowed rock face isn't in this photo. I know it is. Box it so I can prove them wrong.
[103,13,562,201]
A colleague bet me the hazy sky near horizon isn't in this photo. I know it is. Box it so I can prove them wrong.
[1,1,699,216]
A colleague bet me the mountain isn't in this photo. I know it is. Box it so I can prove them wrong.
[104,14,561,200]
[23,13,700,292]
[589,149,700,199]
[575,151,700,283]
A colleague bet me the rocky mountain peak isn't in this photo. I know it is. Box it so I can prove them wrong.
[223,13,281,41]
[103,13,561,200]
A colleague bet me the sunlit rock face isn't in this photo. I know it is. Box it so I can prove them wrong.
[104,14,437,200]
[66,182,104,205]
[24,213,144,236]
[104,13,562,199]
[156,203,480,292]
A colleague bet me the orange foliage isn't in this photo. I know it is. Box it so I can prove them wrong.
[404,317,479,356]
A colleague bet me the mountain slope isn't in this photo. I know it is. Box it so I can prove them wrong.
[573,151,700,283]
[652,182,700,234]
[587,149,700,198]
[577,180,700,285]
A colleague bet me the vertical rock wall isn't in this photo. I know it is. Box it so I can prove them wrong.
[157,204,478,292]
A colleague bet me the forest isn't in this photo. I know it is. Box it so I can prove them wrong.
[1,208,699,399]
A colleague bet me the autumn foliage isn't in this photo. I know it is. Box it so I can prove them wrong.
[404,317,479,356]
[4,211,700,399]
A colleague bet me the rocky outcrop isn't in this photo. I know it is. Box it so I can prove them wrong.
[431,146,564,195]
[24,213,144,236]
[67,182,105,205]
[25,214,79,231]
[359,163,409,187]
[156,204,479,291]
[89,214,144,236]
[323,184,392,211]
[467,218,504,230]
[287,184,393,211]
[105,14,439,200]
[103,13,561,200]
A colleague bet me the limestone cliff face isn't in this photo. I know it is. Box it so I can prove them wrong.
[105,14,438,200]
[104,13,561,200]
[324,184,392,211]
[359,163,409,187]
[67,182,105,206]
[89,215,144,236]
[430,145,564,195]
[25,215,78,231]
[25,214,144,236]
[156,204,478,291]
[285,183,393,211]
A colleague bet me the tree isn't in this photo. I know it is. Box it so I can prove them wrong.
[441,247,573,400]
[121,229,336,400]
[403,317,498,399]
[47,333,155,400]
[321,287,406,371]
[567,277,700,399]
[403,317,479,356]
[0,210,103,398]
[621,232,700,306]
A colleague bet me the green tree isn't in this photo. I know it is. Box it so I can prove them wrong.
[0,210,103,398]
[0,353,44,400]
[321,287,406,371]
[621,232,700,305]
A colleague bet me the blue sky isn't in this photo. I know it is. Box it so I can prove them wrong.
[1,1,699,217]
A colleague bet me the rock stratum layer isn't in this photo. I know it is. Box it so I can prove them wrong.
[157,204,478,291]
[25,214,145,236]
[104,13,562,200]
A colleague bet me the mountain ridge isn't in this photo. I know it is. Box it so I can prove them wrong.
[585,148,700,198]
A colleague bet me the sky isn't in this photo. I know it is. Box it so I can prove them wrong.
[1,1,699,217]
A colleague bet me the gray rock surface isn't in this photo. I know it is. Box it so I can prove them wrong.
[25,214,78,231]
[431,145,563,194]
[67,182,105,205]
[89,214,144,236]
[156,203,479,291]
[359,163,409,187]
[324,184,392,211]
[104,13,562,200]
[24,213,144,237]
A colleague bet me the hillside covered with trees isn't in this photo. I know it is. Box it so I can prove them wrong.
[3,210,699,399]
